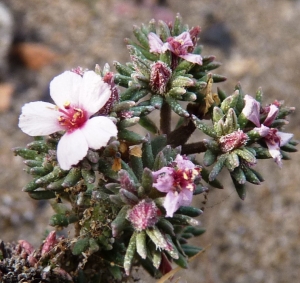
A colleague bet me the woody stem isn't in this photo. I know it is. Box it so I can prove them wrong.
[160,101,172,135]
[181,141,207,155]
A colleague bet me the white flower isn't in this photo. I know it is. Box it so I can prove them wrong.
[19,70,118,170]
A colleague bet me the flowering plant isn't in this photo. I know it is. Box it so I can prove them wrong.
[3,14,297,283]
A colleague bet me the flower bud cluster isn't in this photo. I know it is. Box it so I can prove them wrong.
[114,13,225,120]
[192,86,296,199]
[0,234,73,282]
[104,141,204,276]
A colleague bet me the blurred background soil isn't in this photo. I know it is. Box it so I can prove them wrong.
[1,0,300,282]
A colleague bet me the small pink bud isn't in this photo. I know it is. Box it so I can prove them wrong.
[189,26,201,46]
[127,199,159,231]
[18,240,34,256]
[119,169,136,193]
[71,66,86,76]
[28,254,38,266]
[150,61,172,95]
[219,129,248,152]
[98,72,120,115]
[41,231,57,256]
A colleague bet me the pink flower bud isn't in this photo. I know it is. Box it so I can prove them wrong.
[127,199,159,231]
[41,231,57,256]
[28,254,38,266]
[219,129,249,152]
[150,61,172,95]
[98,72,120,115]
[71,66,87,76]
[18,240,34,256]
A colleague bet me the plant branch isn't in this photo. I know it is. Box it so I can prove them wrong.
[160,101,171,135]
[181,141,207,155]
[167,101,211,147]
[167,119,196,147]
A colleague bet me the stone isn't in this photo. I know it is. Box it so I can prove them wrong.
[0,2,13,79]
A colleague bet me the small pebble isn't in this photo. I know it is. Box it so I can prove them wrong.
[0,2,14,78]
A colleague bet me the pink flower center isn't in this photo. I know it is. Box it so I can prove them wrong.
[172,168,200,194]
[265,128,281,145]
[167,38,188,56]
[58,102,87,132]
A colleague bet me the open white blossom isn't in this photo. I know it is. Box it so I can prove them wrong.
[19,70,118,170]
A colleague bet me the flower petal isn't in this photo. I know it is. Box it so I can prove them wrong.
[178,188,193,207]
[164,191,181,217]
[174,32,193,48]
[277,131,293,147]
[80,116,117,149]
[79,71,111,117]
[253,125,270,137]
[264,104,278,127]
[174,154,195,170]
[19,101,63,136]
[152,167,174,193]
[179,53,202,65]
[148,32,165,53]
[242,95,261,127]
[50,71,82,109]
[57,130,88,170]
[265,140,282,167]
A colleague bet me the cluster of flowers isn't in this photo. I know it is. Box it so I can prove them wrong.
[191,87,296,198]
[11,14,296,283]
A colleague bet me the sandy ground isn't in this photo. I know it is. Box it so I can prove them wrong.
[1,0,300,282]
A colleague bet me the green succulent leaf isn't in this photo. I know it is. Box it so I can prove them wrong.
[209,153,228,181]
[72,238,90,256]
